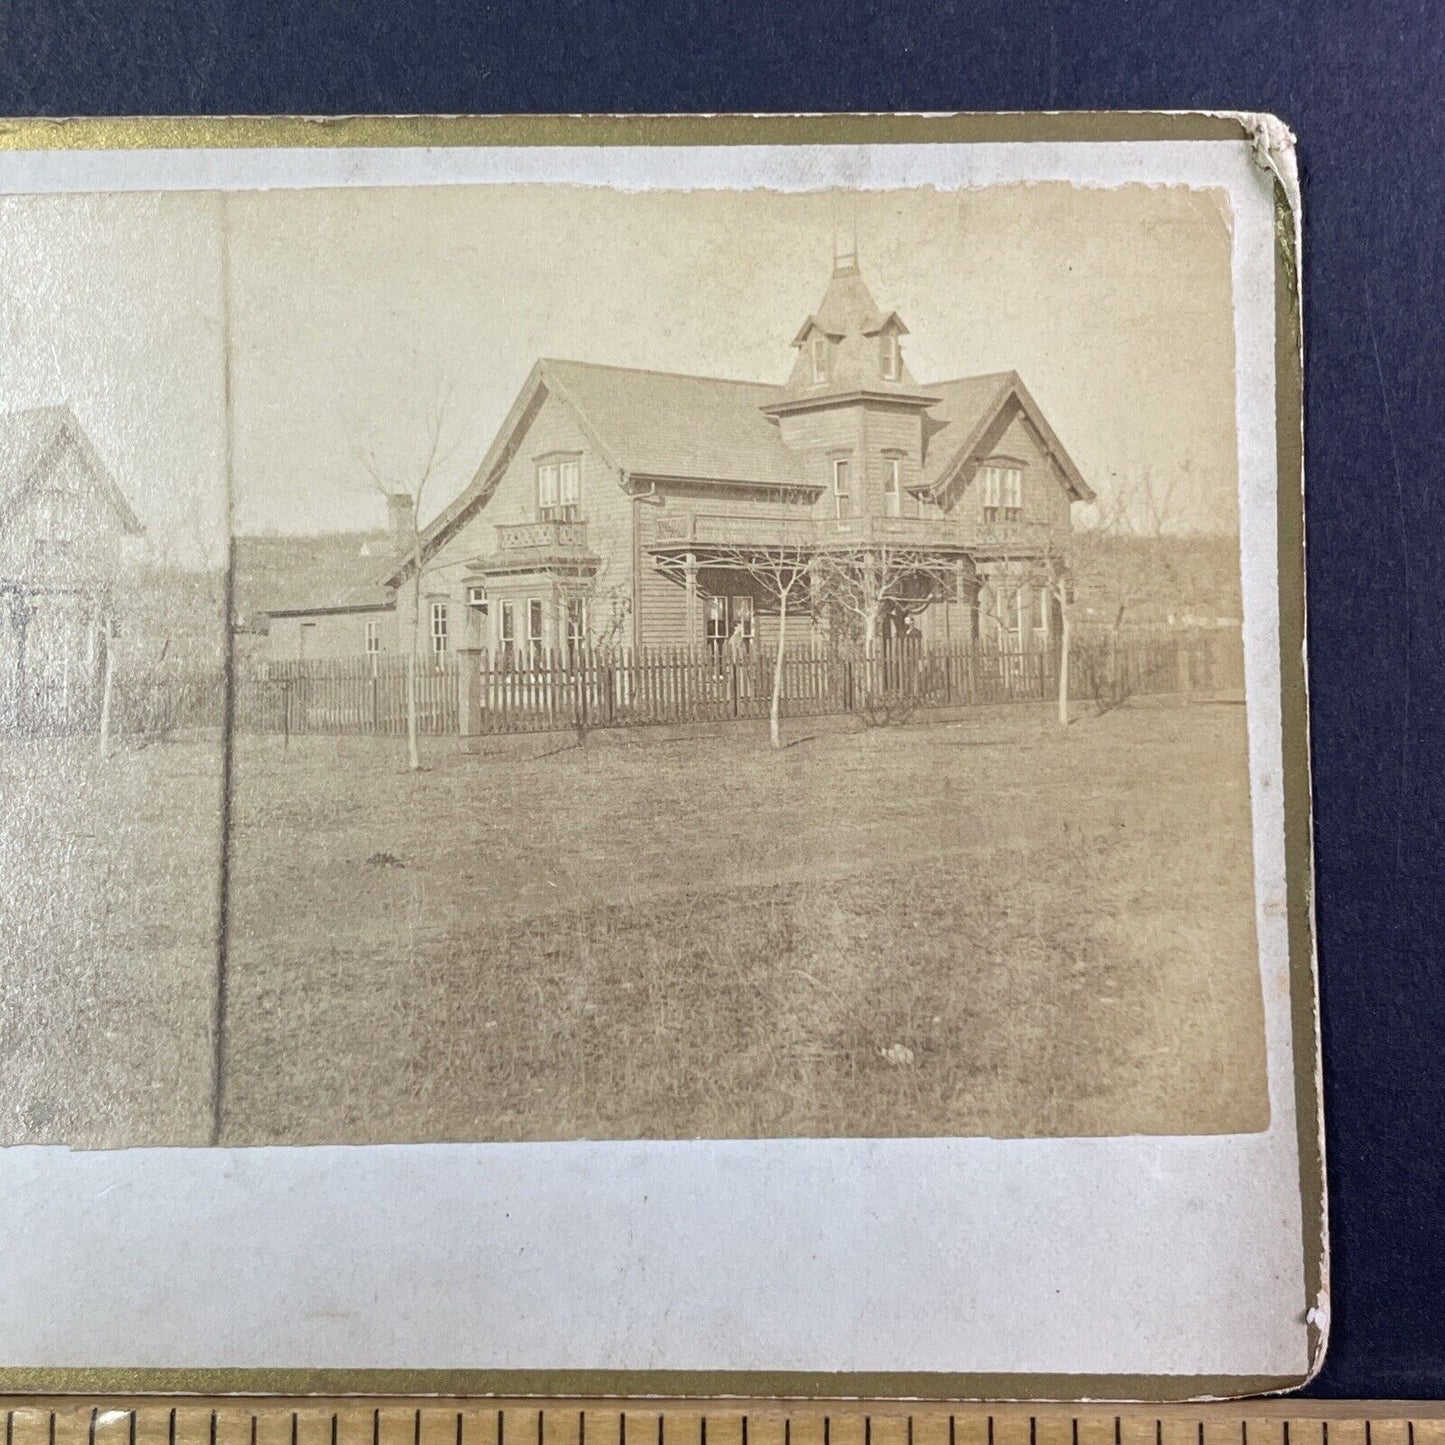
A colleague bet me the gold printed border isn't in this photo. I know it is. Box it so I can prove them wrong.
[0,111,1251,151]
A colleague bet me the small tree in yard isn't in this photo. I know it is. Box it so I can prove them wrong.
[981,466,1188,726]
[357,387,461,772]
[809,542,958,710]
[696,539,816,750]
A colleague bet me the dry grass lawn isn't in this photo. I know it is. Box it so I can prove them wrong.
[0,734,222,1146]
[221,702,1269,1144]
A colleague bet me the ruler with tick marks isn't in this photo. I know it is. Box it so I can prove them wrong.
[2,1402,1441,1445]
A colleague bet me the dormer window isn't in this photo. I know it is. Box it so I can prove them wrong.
[809,334,830,385]
[537,453,581,521]
[981,462,1024,524]
[881,332,901,381]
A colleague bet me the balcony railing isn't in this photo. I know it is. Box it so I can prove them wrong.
[649,510,1054,553]
[496,519,590,553]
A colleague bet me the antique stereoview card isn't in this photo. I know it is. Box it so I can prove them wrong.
[0,115,1321,1397]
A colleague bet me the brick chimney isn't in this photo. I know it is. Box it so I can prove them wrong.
[387,492,415,543]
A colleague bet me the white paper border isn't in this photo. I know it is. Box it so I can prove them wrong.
[0,138,1305,1378]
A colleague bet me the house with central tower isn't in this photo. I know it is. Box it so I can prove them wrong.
[266,245,1093,662]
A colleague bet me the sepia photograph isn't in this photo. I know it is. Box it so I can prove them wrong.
[0,118,1322,1393]
[3,177,1268,1148]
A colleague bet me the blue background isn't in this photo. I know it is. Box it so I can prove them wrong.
[2,0,1443,1399]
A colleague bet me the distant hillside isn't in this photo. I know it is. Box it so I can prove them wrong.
[231,530,401,630]
[1072,532,1242,631]
[122,566,227,666]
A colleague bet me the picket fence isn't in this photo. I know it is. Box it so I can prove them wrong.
[0,660,225,737]
[235,638,1204,740]
[2,637,1223,741]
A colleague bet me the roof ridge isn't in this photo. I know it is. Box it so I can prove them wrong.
[921,370,1019,388]
[541,357,784,390]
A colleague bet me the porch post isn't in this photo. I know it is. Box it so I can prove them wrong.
[683,552,699,647]
[456,645,482,736]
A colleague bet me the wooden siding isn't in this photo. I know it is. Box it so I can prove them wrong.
[410,385,636,654]
[267,608,393,662]
[943,404,1074,530]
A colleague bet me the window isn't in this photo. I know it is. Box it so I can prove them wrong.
[833,457,853,519]
[538,454,582,520]
[299,622,317,660]
[883,457,903,517]
[430,601,449,655]
[468,585,488,611]
[981,464,1024,523]
[810,333,829,384]
[558,457,580,507]
[881,332,901,381]
[538,460,559,510]
[527,598,545,660]
[731,595,755,645]
[706,595,754,662]
[1032,586,1049,633]
[565,597,587,662]
[365,619,380,655]
[705,596,728,661]
[499,600,517,661]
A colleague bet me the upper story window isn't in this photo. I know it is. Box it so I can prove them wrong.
[880,332,902,381]
[883,456,903,516]
[32,489,78,552]
[832,457,853,519]
[537,454,581,520]
[810,334,830,385]
[981,463,1024,523]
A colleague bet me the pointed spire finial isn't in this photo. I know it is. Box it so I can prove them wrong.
[832,206,859,275]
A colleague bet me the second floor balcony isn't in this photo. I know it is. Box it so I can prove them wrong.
[472,519,598,579]
[647,508,1056,558]
[497,519,590,553]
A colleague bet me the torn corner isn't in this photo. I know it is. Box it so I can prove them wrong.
[1240,112,1302,224]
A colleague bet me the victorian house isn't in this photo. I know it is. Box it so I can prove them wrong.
[0,404,143,728]
[268,248,1093,662]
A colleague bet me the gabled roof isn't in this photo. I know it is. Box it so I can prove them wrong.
[0,402,143,534]
[920,371,1094,503]
[234,531,399,621]
[542,359,802,488]
[386,358,808,585]
[390,347,1091,585]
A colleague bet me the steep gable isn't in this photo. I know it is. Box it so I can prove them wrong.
[389,359,807,585]
[0,403,142,537]
[919,371,1094,505]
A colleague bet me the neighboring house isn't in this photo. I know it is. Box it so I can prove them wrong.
[0,403,143,727]
[278,249,1093,662]
[235,495,410,662]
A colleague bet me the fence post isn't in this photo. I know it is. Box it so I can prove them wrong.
[456,647,482,736]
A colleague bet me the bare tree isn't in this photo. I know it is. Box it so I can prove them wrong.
[356,384,462,772]
[809,541,960,708]
[974,465,1189,727]
[692,538,816,749]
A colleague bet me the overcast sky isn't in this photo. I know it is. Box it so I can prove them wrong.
[0,181,1239,565]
